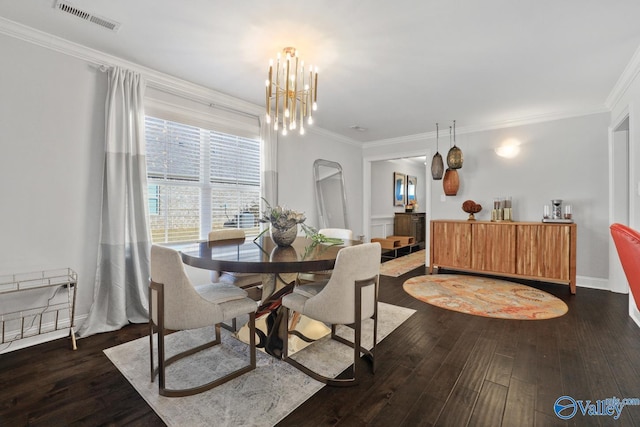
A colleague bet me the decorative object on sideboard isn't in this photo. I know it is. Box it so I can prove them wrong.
[490,196,513,222]
[552,199,562,219]
[462,200,482,220]
[431,122,444,180]
[265,47,318,136]
[446,120,463,169]
[442,168,459,196]
[543,199,574,223]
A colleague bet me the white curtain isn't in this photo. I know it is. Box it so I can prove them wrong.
[260,114,278,206]
[79,67,151,337]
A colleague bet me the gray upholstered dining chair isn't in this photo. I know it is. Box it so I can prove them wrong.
[281,242,381,386]
[208,229,263,290]
[298,228,355,283]
[318,228,354,240]
[149,244,257,397]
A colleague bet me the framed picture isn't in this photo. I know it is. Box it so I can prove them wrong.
[394,172,406,206]
[407,175,417,204]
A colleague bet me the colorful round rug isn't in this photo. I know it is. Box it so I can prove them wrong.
[403,274,568,320]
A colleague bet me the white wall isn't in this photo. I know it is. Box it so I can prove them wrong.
[364,113,611,285]
[2,23,637,340]
[277,130,364,236]
[371,158,426,217]
[0,35,105,338]
[0,30,365,351]
[609,51,640,326]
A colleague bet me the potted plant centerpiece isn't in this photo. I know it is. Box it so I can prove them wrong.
[257,200,307,246]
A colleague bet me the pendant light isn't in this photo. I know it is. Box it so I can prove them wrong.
[443,125,460,195]
[430,122,444,180]
[443,168,459,195]
[447,119,463,169]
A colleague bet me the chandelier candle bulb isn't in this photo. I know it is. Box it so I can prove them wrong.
[309,69,314,110]
[292,57,299,124]
[314,70,318,104]
[284,56,290,113]
[308,88,313,124]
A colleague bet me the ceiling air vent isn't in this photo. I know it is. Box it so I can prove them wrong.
[54,1,121,32]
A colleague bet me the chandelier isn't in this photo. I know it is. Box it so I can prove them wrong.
[265,47,318,136]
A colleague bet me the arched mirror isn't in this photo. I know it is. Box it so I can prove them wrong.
[314,159,349,229]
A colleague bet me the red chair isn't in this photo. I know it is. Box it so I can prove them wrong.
[610,223,640,310]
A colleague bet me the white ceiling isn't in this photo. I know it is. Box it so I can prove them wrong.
[2,0,640,142]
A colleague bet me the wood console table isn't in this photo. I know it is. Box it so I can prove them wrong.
[394,212,426,245]
[429,220,577,294]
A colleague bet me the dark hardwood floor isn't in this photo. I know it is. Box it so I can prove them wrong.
[2,267,640,426]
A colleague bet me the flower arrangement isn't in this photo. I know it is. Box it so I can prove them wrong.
[254,199,306,245]
[253,199,344,248]
[258,200,306,231]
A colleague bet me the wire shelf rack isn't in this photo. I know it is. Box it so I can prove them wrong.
[0,268,78,350]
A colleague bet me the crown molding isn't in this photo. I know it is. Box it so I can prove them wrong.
[0,16,616,148]
[307,125,363,147]
[0,16,263,117]
[606,44,640,109]
[363,106,609,148]
[0,16,365,144]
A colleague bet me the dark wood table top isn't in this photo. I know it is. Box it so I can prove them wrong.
[165,236,361,274]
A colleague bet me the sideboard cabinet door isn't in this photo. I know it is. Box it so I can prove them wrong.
[430,221,471,269]
[516,224,572,281]
[471,223,516,274]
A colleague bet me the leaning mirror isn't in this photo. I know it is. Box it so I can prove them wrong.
[313,159,349,229]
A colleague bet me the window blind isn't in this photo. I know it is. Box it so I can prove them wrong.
[145,117,261,243]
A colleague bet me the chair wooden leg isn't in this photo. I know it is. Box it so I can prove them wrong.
[149,322,154,382]
[282,306,289,359]
[249,311,256,368]
[220,317,238,333]
[149,286,155,383]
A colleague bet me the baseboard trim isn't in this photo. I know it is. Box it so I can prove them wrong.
[576,275,611,292]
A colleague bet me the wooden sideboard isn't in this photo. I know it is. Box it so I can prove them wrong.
[429,219,577,293]
[394,212,426,245]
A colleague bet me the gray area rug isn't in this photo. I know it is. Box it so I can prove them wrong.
[104,302,415,427]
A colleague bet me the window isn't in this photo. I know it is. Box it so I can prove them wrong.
[145,116,261,243]
[148,184,160,215]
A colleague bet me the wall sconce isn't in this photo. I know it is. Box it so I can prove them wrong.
[495,138,521,158]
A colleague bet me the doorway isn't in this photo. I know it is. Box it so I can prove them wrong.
[609,115,630,294]
[363,149,432,266]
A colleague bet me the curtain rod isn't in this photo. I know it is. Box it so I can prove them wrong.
[93,61,261,122]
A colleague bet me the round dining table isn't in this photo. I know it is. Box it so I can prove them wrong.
[167,235,361,275]
[164,234,362,357]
